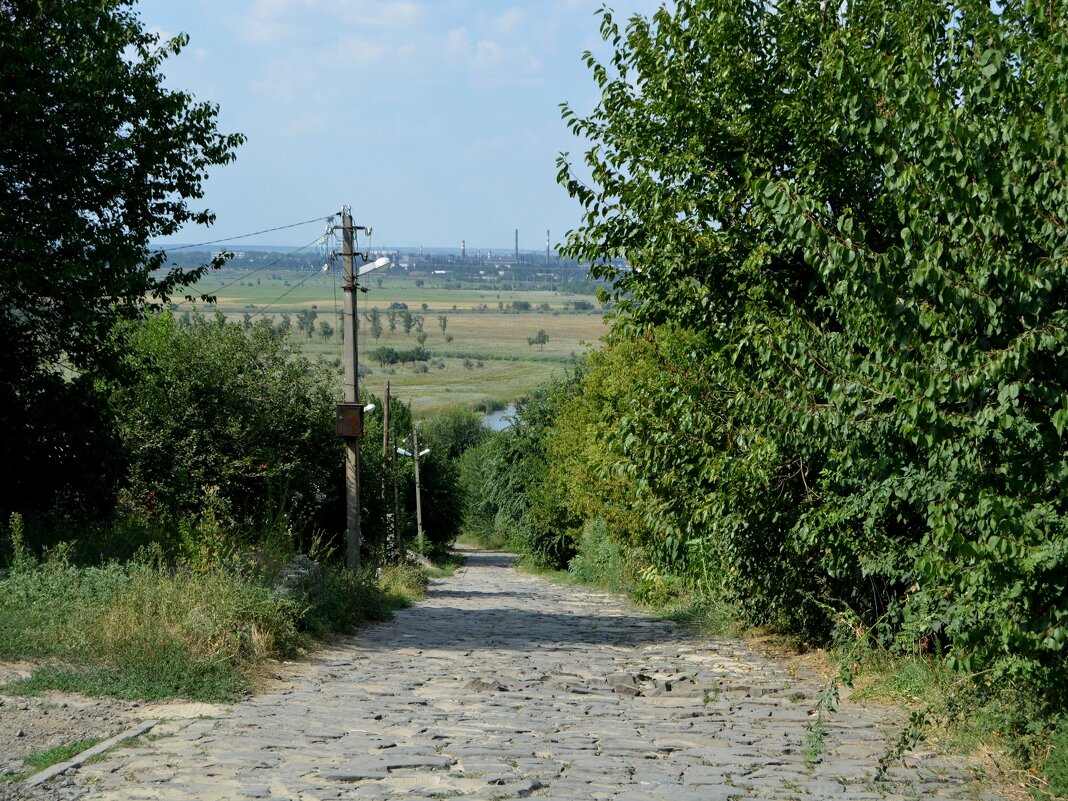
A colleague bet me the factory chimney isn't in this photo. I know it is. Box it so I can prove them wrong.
[461,239,465,259]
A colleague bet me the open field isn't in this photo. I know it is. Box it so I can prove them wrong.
[180,269,608,415]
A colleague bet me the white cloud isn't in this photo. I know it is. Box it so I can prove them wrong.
[446,27,470,57]
[487,7,524,36]
[146,24,174,43]
[475,38,502,69]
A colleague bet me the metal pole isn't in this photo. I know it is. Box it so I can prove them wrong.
[413,428,425,554]
[391,430,401,560]
[382,381,392,560]
[341,206,362,569]
[382,381,391,457]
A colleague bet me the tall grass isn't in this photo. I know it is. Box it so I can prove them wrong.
[0,516,426,701]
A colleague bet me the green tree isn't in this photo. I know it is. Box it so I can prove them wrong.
[0,0,243,520]
[296,308,318,339]
[317,320,334,341]
[437,315,448,336]
[370,347,399,366]
[365,308,383,342]
[527,329,549,350]
[110,313,339,537]
[559,0,1068,706]
[415,407,488,553]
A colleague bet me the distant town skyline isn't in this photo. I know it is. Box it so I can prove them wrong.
[136,0,666,251]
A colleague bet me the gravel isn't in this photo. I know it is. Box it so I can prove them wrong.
[0,663,147,800]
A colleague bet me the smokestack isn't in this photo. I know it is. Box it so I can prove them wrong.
[546,229,550,265]
[461,239,465,259]
[515,229,519,262]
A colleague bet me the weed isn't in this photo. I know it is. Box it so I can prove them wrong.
[2,738,101,782]
[877,708,929,780]
[803,678,843,765]
[1038,718,1068,800]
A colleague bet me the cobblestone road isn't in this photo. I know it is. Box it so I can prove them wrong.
[37,549,1000,800]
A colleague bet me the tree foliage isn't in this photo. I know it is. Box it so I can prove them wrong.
[460,383,581,567]
[111,313,340,537]
[0,0,243,519]
[550,0,1068,707]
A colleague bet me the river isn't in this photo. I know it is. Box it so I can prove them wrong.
[482,404,516,431]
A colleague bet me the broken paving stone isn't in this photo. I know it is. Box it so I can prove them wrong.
[466,679,509,692]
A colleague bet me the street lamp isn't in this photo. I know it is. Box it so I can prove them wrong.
[396,432,430,554]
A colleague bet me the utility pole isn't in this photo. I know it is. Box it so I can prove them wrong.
[413,428,425,554]
[382,381,391,457]
[391,430,401,558]
[382,381,393,560]
[340,207,362,569]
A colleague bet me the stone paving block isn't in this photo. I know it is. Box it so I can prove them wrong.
[37,548,1006,801]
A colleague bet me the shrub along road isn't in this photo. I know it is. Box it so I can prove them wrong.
[9,549,1002,801]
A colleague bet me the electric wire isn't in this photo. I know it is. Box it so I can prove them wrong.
[331,252,342,362]
[153,214,337,253]
[172,235,325,307]
[247,264,328,321]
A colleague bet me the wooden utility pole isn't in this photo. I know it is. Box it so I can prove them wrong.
[413,428,425,554]
[341,207,362,569]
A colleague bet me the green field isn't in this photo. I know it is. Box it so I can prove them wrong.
[183,269,608,416]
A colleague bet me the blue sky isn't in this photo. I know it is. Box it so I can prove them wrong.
[136,0,663,250]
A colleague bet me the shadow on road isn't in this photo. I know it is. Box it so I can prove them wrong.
[359,548,687,653]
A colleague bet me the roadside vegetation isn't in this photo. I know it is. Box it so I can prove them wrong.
[460,1,1068,796]
[5,0,1068,797]
[0,308,465,701]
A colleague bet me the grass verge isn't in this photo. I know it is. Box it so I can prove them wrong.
[0,532,432,702]
[0,738,102,783]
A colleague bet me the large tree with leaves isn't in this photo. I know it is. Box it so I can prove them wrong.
[560,0,1068,703]
[0,1,244,518]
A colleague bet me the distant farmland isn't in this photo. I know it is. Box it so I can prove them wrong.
[182,268,609,416]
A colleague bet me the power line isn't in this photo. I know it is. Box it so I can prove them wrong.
[154,214,337,253]
[247,265,328,321]
[173,235,325,307]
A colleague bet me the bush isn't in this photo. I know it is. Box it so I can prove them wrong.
[0,518,430,701]
[370,346,399,366]
[1042,719,1068,800]
[458,384,581,568]
[568,518,634,595]
[556,0,1068,735]
[110,312,340,541]
[396,346,429,364]
[405,407,487,555]
[0,540,300,701]
[301,563,395,637]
